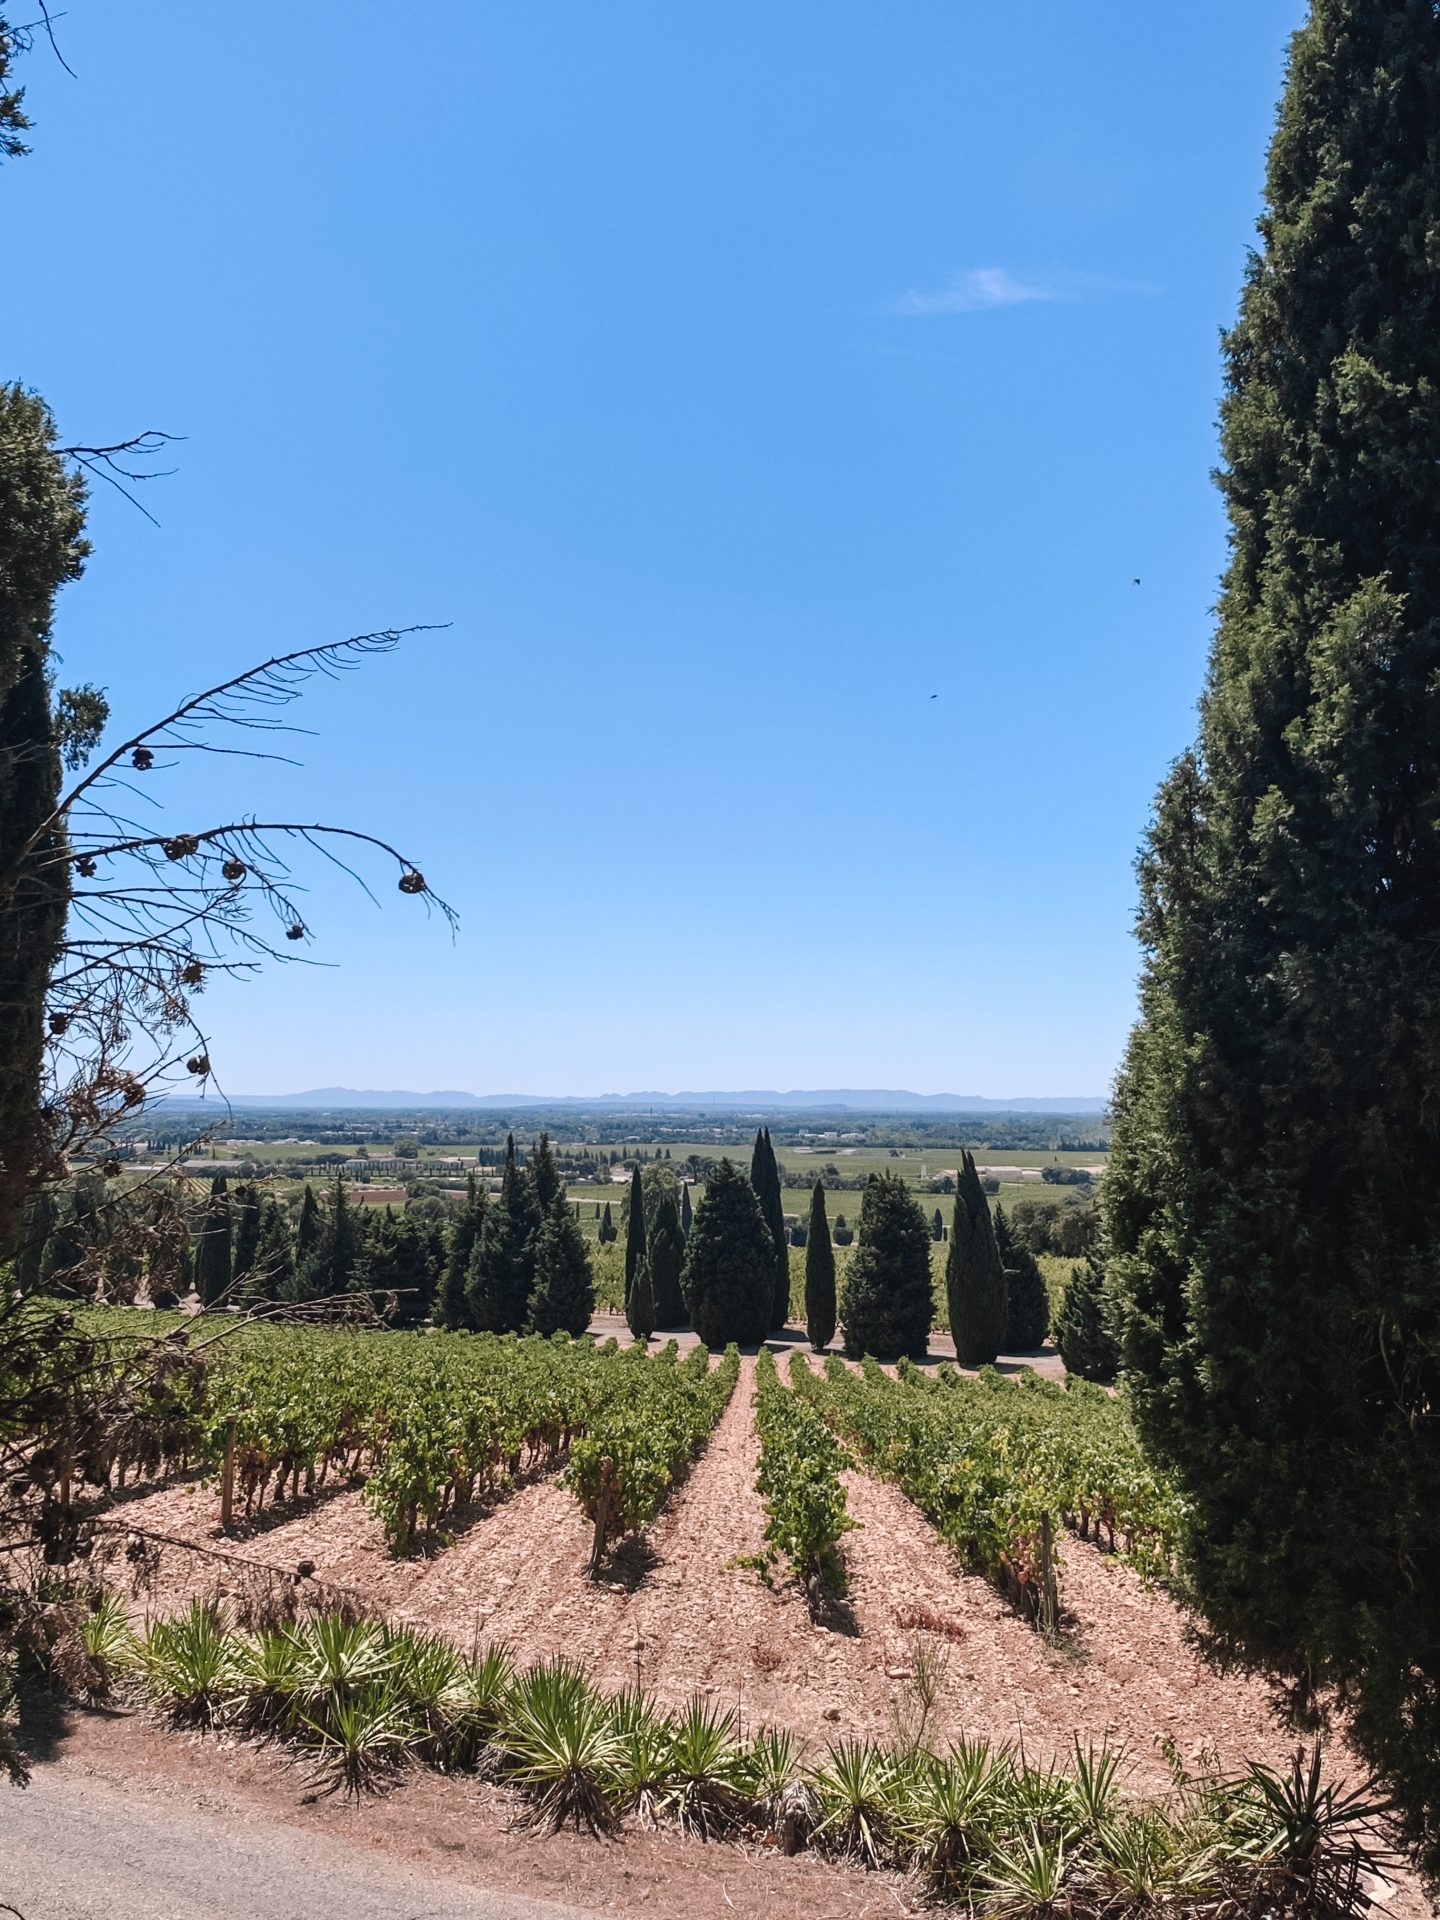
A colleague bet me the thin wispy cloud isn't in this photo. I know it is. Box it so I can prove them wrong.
[894,267,1054,316]
[892,266,1159,317]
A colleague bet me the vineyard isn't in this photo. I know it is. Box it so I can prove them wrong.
[791,1352,1182,1624]
[24,1311,1387,1914]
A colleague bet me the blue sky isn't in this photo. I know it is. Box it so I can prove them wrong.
[8,3,1303,1100]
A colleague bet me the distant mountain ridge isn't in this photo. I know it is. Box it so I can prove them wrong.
[194,1087,1108,1115]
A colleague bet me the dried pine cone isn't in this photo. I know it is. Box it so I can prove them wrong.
[398,869,426,895]
[131,746,154,771]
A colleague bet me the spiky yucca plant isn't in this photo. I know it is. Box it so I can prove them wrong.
[502,1659,624,1835]
[658,1695,747,1838]
[139,1602,239,1728]
[298,1681,416,1801]
[810,1739,901,1869]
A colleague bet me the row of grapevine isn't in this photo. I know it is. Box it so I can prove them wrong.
[566,1341,740,1571]
[751,1349,854,1593]
[793,1355,1181,1625]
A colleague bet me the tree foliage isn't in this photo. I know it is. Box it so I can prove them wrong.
[528,1192,595,1338]
[803,1178,836,1353]
[623,1164,646,1305]
[646,1193,686,1327]
[994,1203,1050,1352]
[749,1126,790,1330]
[1103,1,1440,1874]
[0,385,87,1256]
[680,1158,771,1349]
[839,1172,931,1360]
[1056,1251,1118,1386]
[946,1151,1006,1367]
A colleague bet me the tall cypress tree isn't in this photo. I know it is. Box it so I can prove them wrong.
[679,1182,693,1240]
[626,1252,655,1343]
[646,1192,686,1327]
[252,1195,294,1302]
[599,1199,616,1245]
[0,387,88,1260]
[803,1179,836,1353]
[947,1152,1006,1367]
[529,1131,561,1210]
[194,1175,233,1307]
[623,1164,646,1305]
[230,1182,262,1287]
[749,1126,789,1330]
[294,1183,322,1269]
[436,1175,485,1329]
[470,1152,540,1333]
[1104,3,1440,1872]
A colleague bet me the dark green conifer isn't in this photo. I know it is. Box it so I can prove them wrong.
[193,1175,232,1307]
[839,1172,931,1359]
[1103,1,1440,1870]
[294,1184,321,1267]
[679,1183,692,1240]
[467,1201,518,1333]
[436,1175,485,1329]
[749,1126,789,1329]
[804,1179,836,1353]
[994,1203,1049,1351]
[252,1196,294,1302]
[931,1207,945,1243]
[599,1199,616,1245]
[230,1182,262,1286]
[646,1194,686,1326]
[680,1158,771,1349]
[0,386,88,1260]
[528,1192,595,1338]
[623,1165,646,1304]
[947,1152,1006,1367]
[529,1131,561,1210]
[626,1253,655,1344]
[1055,1253,1117,1385]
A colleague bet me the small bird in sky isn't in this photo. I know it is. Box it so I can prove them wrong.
[929,692,939,699]
[1131,577,1142,586]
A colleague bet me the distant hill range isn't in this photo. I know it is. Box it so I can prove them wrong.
[197,1087,1107,1115]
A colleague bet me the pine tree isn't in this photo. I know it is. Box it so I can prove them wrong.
[804,1179,836,1353]
[749,1127,789,1330]
[362,1210,437,1326]
[230,1182,262,1287]
[679,1182,692,1240]
[529,1131,561,1210]
[838,1173,931,1359]
[680,1158,771,1349]
[947,1152,1007,1367]
[193,1175,233,1306]
[623,1164,646,1305]
[1055,1252,1117,1385]
[994,1203,1049,1352]
[646,1193,686,1326]
[626,1253,655,1344]
[1102,2,1440,1871]
[528,1192,595,1338]
[436,1175,485,1329]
